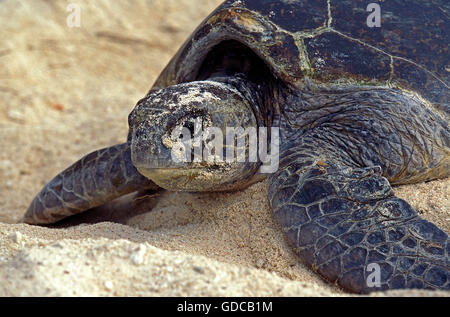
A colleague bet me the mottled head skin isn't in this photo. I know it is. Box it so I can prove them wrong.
[24,0,449,294]
[128,79,264,192]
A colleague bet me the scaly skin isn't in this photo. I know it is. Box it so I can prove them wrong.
[23,143,158,225]
[270,156,449,293]
[269,86,449,293]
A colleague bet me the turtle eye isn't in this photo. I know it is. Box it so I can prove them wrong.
[182,120,196,137]
[171,114,209,139]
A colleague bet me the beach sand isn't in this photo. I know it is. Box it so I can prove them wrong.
[0,0,448,297]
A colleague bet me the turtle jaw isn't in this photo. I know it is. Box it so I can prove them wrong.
[136,165,265,193]
[136,166,230,192]
[134,167,201,191]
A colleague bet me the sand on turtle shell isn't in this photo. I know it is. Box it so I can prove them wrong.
[0,0,448,297]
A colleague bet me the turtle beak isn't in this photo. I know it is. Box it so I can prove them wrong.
[131,121,176,170]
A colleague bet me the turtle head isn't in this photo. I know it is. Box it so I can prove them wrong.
[128,80,265,192]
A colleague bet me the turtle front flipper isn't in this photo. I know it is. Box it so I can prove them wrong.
[23,143,159,225]
[269,132,449,294]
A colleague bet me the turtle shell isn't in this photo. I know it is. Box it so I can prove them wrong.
[153,0,449,113]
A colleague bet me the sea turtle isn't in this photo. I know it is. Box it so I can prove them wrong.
[23,0,449,294]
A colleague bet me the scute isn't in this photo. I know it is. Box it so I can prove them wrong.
[238,0,328,32]
[305,32,391,84]
[153,0,448,113]
[153,2,304,90]
[331,0,449,82]
[392,59,449,112]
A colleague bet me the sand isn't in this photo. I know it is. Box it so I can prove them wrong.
[0,0,448,297]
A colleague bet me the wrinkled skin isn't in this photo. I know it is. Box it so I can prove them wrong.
[24,0,449,294]
[270,85,449,293]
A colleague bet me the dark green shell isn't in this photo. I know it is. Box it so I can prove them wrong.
[153,0,449,113]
